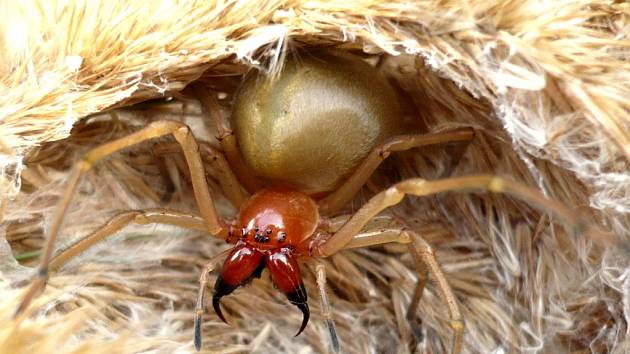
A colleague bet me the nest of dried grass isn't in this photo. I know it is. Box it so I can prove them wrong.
[1,1,629,353]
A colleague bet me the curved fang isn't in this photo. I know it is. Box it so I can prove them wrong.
[295,302,309,336]
[266,248,309,336]
[212,279,230,324]
[212,244,264,324]
[287,283,310,336]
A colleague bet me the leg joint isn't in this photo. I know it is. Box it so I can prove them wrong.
[174,125,192,141]
[132,211,150,224]
[488,176,506,193]
[450,318,464,332]
[216,129,234,141]
[384,186,405,205]
[377,144,391,159]
[407,231,436,256]
[77,159,92,171]
[421,244,435,257]
[37,267,49,278]
[398,230,412,244]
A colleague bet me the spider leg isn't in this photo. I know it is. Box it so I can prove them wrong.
[406,244,429,343]
[315,263,340,354]
[406,230,463,354]
[318,128,475,215]
[316,174,609,353]
[48,209,207,271]
[15,120,229,317]
[14,208,208,316]
[194,249,231,351]
[191,83,263,193]
[153,141,248,208]
[314,175,590,258]
[328,225,462,353]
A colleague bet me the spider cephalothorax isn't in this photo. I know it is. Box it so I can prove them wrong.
[213,188,318,335]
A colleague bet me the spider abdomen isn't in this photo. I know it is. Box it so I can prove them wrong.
[233,50,403,195]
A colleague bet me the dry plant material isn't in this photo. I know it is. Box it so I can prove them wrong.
[1,1,628,354]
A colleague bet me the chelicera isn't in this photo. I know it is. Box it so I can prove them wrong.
[15,49,589,353]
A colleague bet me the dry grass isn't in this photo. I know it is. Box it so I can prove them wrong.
[1,1,628,353]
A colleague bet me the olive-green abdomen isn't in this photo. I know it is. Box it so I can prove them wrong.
[233,50,403,195]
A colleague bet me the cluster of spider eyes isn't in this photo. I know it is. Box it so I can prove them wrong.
[242,226,287,244]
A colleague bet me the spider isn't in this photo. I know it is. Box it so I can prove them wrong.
[14,49,588,354]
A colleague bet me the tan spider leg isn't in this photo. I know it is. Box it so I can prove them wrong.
[153,141,248,208]
[318,128,475,215]
[15,120,228,316]
[47,209,207,271]
[191,83,263,193]
[406,244,429,342]
[318,175,604,353]
[407,231,464,354]
[194,249,231,351]
[341,227,462,353]
[315,175,585,257]
[315,263,340,353]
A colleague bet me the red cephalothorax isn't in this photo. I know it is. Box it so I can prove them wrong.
[213,188,319,335]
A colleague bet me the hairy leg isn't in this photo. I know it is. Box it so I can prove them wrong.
[318,128,474,215]
[16,120,229,316]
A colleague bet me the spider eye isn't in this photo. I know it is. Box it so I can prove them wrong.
[253,227,270,243]
[277,231,287,243]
